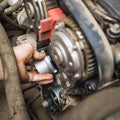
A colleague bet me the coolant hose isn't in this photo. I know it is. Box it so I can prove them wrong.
[0,12,27,31]
[0,23,30,120]
[4,0,22,15]
[59,87,120,120]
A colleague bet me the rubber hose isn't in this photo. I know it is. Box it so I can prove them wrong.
[0,23,30,120]
[4,0,22,15]
[0,12,27,31]
[59,87,120,120]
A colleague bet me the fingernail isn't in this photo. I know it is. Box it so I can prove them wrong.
[40,51,46,55]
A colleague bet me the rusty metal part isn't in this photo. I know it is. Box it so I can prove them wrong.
[63,0,114,83]
[0,23,30,120]
[51,18,97,81]
[58,87,120,120]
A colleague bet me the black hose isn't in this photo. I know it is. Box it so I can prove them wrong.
[4,0,22,15]
[0,12,27,31]
[59,87,120,120]
[0,23,30,120]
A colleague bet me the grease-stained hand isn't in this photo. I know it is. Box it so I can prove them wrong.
[13,44,53,84]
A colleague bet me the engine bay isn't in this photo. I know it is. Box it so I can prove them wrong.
[0,0,120,120]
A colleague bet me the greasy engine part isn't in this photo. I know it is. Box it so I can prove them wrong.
[58,87,120,120]
[24,0,65,41]
[51,18,97,82]
[85,0,120,45]
[38,19,98,111]
[44,0,58,11]
[16,32,37,48]
[112,44,120,69]
[24,0,61,31]
[4,0,23,15]
[24,0,43,31]
[63,0,114,84]
[0,12,27,31]
[107,24,120,44]
[96,0,120,20]
[0,23,30,120]
[42,85,67,113]
[35,18,99,112]
[33,0,117,113]
[0,0,120,119]
[35,0,119,113]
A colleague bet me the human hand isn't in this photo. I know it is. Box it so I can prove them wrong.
[13,44,53,84]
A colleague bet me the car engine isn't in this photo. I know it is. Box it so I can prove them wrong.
[0,0,120,120]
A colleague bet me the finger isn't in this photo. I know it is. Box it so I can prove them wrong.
[29,72,53,82]
[18,62,29,81]
[38,80,53,85]
[33,51,46,60]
